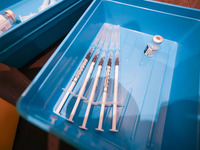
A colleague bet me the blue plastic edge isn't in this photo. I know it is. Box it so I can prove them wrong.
[16,0,200,149]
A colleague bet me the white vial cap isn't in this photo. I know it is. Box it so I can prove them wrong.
[5,10,16,22]
[153,35,163,44]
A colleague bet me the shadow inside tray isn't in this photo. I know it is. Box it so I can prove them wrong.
[61,70,200,150]
[160,98,200,150]
[63,77,139,149]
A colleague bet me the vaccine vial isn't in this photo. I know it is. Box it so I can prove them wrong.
[0,10,16,35]
[144,35,163,57]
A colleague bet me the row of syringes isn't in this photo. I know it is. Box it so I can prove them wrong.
[54,23,121,132]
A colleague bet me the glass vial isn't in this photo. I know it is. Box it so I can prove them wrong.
[144,35,163,57]
[0,10,16,35]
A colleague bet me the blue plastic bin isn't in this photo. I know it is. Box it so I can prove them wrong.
[0,0,91,68]
[17,0,200,149]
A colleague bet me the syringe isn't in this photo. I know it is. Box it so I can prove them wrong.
[110,51,120,132]
[66,24,109,122]
[96,52,113,131]
[94,24,113,131]
[66,50,100,122]
[110,25,120,132]
[54,48,94,115]
[54,24,107,115]
[79,52,106,130]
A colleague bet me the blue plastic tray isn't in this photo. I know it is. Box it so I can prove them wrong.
[0,0,91,68]
[17,0,200,149]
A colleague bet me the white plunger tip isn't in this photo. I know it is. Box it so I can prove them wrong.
[66,118,74,123]
[110,129,119,132]
[95,128,104,132]
[79,126,88,130]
